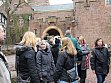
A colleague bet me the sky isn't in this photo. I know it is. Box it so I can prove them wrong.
[0,1,3,6]
[49,0,73,5]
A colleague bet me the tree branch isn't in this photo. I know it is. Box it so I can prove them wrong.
[10,0,25,15]
[9,0,12,4]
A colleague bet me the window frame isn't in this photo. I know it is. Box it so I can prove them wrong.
[105,0,111,5]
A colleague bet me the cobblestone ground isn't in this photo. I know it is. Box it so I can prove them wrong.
[6,55,111,83]
[86,66,111,83]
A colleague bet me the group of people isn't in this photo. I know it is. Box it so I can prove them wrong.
[0,26,110,83]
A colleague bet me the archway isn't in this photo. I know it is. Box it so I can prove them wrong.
[47,29,60,36]
[43,26,63,37]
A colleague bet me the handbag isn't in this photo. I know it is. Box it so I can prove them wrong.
[67,66,78,81]
[64,52,78,82]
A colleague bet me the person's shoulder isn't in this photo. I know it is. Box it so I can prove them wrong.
[71,37,77,41]
[58,51,67,58]
[92,48,96,52]
[103,47,108,51]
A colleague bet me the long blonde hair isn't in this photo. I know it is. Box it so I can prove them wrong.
[20,31,37,52]
[61,37,77,56]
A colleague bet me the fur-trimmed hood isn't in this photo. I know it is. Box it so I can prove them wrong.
[15,45,33,56]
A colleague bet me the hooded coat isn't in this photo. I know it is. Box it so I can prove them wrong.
[90,47,110,75]
[36,44,55,82]
[53,51,77,82]
[16,45,39,83]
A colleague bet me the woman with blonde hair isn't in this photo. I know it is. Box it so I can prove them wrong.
[15,31,40,83]
[36,40,55,83]
[54,37,78,83]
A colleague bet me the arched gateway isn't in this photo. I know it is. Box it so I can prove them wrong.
[43,26,63,37]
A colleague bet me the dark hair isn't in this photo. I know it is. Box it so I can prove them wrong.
[95,38,104,47]
[43,36,47,40]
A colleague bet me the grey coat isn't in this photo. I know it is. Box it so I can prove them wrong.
[0,51,11,83]
[80,44,90,70]
[36,46,55,82]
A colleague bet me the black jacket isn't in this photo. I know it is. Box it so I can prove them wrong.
[53,51,77,82]
[16,45,39,83]
[90,47,110,75]
[50,43,59,65]
[36,47,55,82]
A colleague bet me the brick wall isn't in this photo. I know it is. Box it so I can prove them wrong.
[75,0,111,48]
[29,10,74,37]
[12,0,111,48]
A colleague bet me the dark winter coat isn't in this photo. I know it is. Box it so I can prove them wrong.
[16,45,39,83]
[53,51,77,82]
[50,43,59,65]
[90,47,110,75]
[36,46,55,82]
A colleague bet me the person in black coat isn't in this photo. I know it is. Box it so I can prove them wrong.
[53,37,77,83]
[36,40,55,83]
[15,31,40,83]
[49,36,60,65]
[90,38,110,83]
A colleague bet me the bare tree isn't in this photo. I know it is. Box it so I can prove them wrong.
[3,0,28,45]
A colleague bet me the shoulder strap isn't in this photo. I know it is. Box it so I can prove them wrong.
[16,54,20,76]
[0,52,9,69]
[0,52,7,62]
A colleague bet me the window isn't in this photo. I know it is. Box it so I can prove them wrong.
[65,17,71,22]
[19,19,24,27]
[2,16,5,24]
[47,16,57,23]
[37,18,43,23]
[0,14,1,22]
[106,0,111,5]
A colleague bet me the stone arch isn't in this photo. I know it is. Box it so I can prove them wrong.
[43,26,63,38]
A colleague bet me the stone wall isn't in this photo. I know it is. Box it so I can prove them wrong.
[29,10,74,37]
[75,0,111,47]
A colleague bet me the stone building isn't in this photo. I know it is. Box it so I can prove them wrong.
[7,0,111,47]
[0,3,7,32]
[73,0,111,47]
[29,0,49,6]
[30,3,74,37]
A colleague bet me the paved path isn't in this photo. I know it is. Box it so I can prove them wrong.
[6,55,111,83]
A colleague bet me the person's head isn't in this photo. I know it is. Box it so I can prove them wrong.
[95,38,104,47]
[20,31,37,51]
[78,36,86,44]
[36,37,41,44]
[54,36,61,44]
[43,33,49,40]
[49,36,54,44]
[65,30,71,35]
[0,25,5,41]
[40,40,47,50]
[61,37,77,56]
